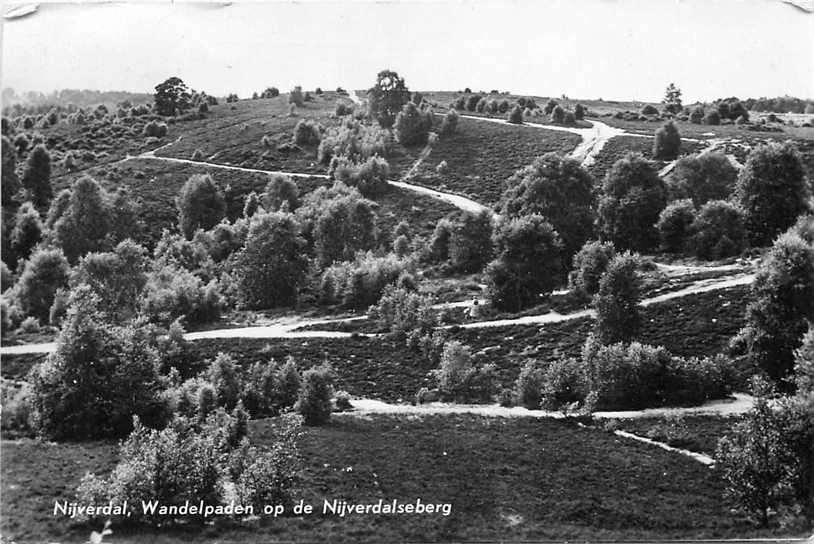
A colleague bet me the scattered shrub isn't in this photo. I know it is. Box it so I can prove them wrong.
[394,102,433,146]
[440,109,459,135]
[329,154,390,198]
[296,364,334,425]
[449,210,493,273]
[507,105,523,124]
[176,174,226,239]
[320,252,407,309]
[668,152,738,205]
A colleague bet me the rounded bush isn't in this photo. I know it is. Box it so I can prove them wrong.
[656,199,695,253]
[653,121,681,160]
[689,200,747,260]
[507,105,524,124]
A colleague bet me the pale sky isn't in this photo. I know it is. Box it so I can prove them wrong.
[1,0,812,103]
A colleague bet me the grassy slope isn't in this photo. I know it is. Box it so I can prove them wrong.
[75,157,456,248]
[1,414,776,543]
[413,117,582,204]
[606,414,743,457]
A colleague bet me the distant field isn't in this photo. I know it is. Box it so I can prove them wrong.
[0,414,775,543]
[412,117,582,204]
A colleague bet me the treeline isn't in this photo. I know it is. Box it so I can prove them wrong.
[741,95,814,114]
[2,88,154,116]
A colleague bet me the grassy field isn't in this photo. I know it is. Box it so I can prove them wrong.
[412,117,582,204]
[1,414,779,543]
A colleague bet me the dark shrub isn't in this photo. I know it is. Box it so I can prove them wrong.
[176,174,226,239]
[507,105,523,124]
[550,105,565,124]
[10,247,70,323]
[641,104,659,115]
[329,155,390,198]
[689,200,747,260]
[731,232,814,385]
[235,212,308,309]
[656,199,695,253]
[597,153,667,251]
[296,364,334,425]
[449,210,493,273]
[594,252,641,345]
[689,106,705,124]
[736,141,811,247]
[704,110,721,125]
[485,215,563,312]
[440,109,459,135]
[21,144,52,208]
[499,152,595,262]
[653,120,681,160]
[288,86,304,107]
[514,360,545,409]
[568,240,617,298]
[293,119,322,146]
[262,174,300,212]
[394,102,433,146]
[668,152,738,205]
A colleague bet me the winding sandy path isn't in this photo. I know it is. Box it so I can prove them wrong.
[0,272,754,355]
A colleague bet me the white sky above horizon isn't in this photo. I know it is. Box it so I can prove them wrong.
[1,0,812,103]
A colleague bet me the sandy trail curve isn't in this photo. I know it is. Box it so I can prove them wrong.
[1,272,754,355]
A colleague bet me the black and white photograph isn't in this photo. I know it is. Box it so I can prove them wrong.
[1,1,813,542]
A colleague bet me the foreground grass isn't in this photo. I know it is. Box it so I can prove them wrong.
[1,414,779,542]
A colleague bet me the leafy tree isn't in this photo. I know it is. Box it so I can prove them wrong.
[51,176,112,263]
[486,215,563,312]
[731,231,814,385]
[1,136,20,205]
[10,247,70,323]
[288,86,304,107]
[29,288,168,440]
[314,193,377,267]
[716,380,795,526]
[207,352,241,410]
[736,141,811,247]
[550,105,565,124]
[704,109,721,125]
[499,152,596,262]
[653,120,681,160]
[367,70,410,128]
[689,106,705,124]
[329,155,390,198]
[597,153,667,251]
[176,174,226,239]
[394,102,433,146]
[440,109,459,135]
[568,240,617,298]
[662,83,683,112]
[235,212,308,309]
[153,76,191,116]
[21,144,52,208]
[689,200,747,260]
[45,189,71,230]
[10,201,43,261]
[668,152,738,205]
[106,187,143,245]
[71,240,148,322]
[655,199,695,253]
[594,252,641,345]
[262,174,299,212]
[449,210,493,273]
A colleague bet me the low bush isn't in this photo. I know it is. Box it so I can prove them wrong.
[433,341,495,403]
[641,105,659,115]
[550,105,565,124]
[507,105,524,124]
[78,411,301,522]
[318,118,392,164]
[514,360,545,409]
[142,121,168,138]
[329,154,390,198]
[141,265,223,326]
[440,109,459,135]
[369,284,436,341]
[320,252,408,309]
[289,86,304,107]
